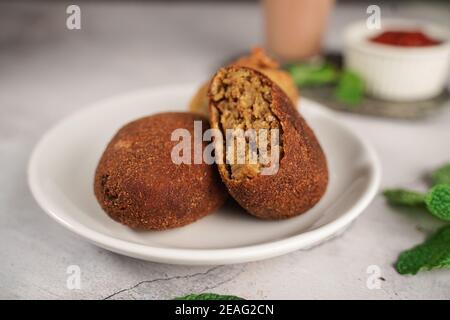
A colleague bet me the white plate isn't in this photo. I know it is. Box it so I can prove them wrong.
[28,84,381,265]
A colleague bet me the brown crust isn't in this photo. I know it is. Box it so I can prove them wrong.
[94,112,227,230]
[209,66,328,219]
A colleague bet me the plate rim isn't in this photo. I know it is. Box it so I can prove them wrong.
[28,84,382,265]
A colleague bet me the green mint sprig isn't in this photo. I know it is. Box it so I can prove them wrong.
[174,293,244,300]
[425,184,450,221]
[383,184,450,221]
[334,70,365,107]
[384,162,450,275]
[396,225,450,275]
[383,189,426,207]
[287,62,365,107]
[288,62,339,87]
[432,164,450,186]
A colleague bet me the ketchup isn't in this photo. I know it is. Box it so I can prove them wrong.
[369,30,442,47]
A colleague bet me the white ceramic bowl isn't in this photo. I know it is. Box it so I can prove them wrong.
[344,19,450,102]
[28,85,381,265]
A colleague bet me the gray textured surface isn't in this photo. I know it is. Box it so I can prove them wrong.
[1,1,449,299]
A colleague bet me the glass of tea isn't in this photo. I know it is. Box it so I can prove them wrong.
[263,0,335,62]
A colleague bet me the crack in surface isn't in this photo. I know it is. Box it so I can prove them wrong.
[101,223,348,300]
[199,281,236,295]
[199,267,244,293]
[102,265,222,300]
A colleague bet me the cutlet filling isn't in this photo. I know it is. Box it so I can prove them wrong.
[210,68,283,181]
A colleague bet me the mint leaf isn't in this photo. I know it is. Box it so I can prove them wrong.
[431,164,450,186]
[174,293,244,300]
[425,184,450,221]
[334,70,365,107]
[383,189,426,206]
[287,63,365,107]
[288,62,338,87]
[396,225,450,275]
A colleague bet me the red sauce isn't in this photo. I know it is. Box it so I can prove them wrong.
[369,30,442,47]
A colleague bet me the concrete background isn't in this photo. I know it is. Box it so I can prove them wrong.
[0,1,449,299]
